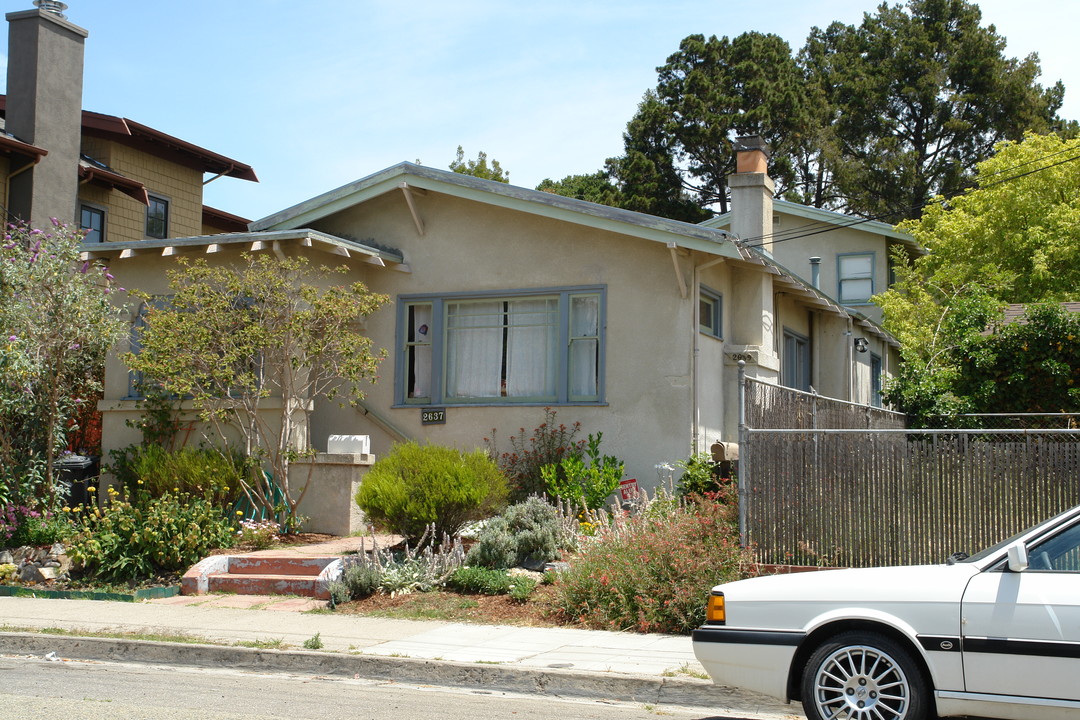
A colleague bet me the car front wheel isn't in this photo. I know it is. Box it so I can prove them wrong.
[801,630,930,720]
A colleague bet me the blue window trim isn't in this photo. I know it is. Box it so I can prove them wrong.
[394,285,607,407]
[782,328,811,392]
[837,251,876,305]
[870,352,883,408]
[699,285,723,339]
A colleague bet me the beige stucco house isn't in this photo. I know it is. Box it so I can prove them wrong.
[6,3,900,501]
[703,194,923,326]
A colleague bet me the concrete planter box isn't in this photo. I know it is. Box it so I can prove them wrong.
[288,453,374,536]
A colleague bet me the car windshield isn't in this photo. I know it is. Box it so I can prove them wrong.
[961,504,1080,564]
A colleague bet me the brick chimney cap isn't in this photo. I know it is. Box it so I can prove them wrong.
[734,135,771,157]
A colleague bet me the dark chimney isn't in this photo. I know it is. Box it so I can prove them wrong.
[5,1,87,227]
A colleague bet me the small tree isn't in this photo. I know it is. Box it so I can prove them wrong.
[124,254,388,528]
[0,220,126,504]
[449,146,509,182]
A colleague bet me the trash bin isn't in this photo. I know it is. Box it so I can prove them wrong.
[55,455,99,509]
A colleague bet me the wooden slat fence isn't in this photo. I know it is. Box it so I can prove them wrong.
[739,378,1080,567]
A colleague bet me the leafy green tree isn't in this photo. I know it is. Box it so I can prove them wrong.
[0,221,126,503]
[956,304,1080,415]
[605,1,1069,221]
[449,146,509,182]
[878,133,1080,420]
[536,171,624,207]
[124,254,388,528]
[613,32,808,215]
[805,0,1065,220]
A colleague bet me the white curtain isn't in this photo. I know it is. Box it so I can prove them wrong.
[409,304,432,399]
[506,298,557,398]
[569,295,599,399]
[445,301,503,398]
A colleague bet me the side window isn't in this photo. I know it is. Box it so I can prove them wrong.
[699,286,722,339]
[870,353,882,407]
[782,329,811,392]
[1028,522,1080,572]
[838,253,874,304]
[80,203,106,243]
[146,195,169,239]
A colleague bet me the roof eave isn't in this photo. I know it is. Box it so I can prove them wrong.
[253,162,741,259]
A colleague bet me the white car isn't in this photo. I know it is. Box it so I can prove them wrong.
[692,504,1080,720]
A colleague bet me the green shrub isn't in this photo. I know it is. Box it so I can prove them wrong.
[550,490,752,634]
[488,408,585,502]
[341,563,381,599]
[2,503,73,548]
[675,453,720,497]
[110,444,244,506]
[332,533,467,601]
[355,442,507,542]
[68,491,236,583]
[447,566,513,595]
[466,497,571,569]
[508,575,538,603]
[541,432,623,511]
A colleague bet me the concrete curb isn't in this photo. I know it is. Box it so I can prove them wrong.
[0,631,775,712]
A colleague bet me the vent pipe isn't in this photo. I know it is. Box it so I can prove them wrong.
[33,1,67,18]
[810,256,821,289]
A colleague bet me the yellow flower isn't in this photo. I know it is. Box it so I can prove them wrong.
[87,486,96,493]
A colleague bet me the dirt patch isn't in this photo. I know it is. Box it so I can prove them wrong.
[333,585,569,627]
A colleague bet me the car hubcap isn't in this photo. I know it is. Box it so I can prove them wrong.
[813,644,910,719]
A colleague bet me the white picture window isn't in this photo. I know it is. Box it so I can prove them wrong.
[400,288,604,405]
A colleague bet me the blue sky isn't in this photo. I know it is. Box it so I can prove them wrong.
[1,0,1076,223]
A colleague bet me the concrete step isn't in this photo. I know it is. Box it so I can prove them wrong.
[182,555,342,600]
[206,572,330,600]
[226,556,329,576]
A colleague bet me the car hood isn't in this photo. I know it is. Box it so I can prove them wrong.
[716,563,982,604]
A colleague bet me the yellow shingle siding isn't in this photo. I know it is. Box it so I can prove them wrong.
[77,139,203,243]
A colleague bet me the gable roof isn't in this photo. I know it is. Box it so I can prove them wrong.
[0,95,258,182]
[1000,302,1080,326]
[252,162,741,259]
[704,198,923,253]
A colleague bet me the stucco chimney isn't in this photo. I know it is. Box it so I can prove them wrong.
[728,135,774,255]
[5,1,88,227]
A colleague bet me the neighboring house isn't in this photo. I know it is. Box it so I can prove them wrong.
[6,3,900,491]
[702,174,923,326]
[1,5,257,240]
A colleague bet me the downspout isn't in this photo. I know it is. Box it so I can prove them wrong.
[847,317,855,402]
[692,256,726,454]
[5,161,36,221]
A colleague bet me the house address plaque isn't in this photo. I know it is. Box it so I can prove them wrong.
[421,408,446,425]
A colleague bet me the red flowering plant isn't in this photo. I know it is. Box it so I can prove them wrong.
[485,408,585,503]
[549,488,754,634]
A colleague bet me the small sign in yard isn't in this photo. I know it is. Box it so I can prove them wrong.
[619,478,639,500]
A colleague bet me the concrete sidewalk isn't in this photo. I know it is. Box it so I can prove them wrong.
[0,594,797,716]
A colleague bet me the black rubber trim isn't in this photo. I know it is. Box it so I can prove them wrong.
[918,635,962,653]
[965,636,1080,660]
[692,627,805,646]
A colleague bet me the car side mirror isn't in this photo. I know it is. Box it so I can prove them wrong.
[1007,542,1029,572]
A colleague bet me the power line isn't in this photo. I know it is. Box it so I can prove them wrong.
[735,146,1080,250]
